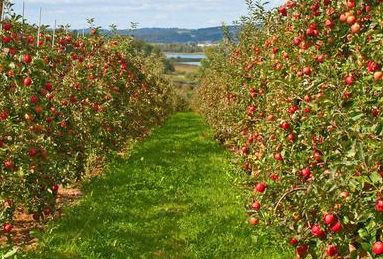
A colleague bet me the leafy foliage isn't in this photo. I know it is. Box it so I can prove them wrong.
[196,0,383,257]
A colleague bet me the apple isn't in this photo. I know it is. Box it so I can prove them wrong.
[28,148,38,157]
[288,133,295,141]
[23,77,32,86]
[280,121,290,130]
[274,153,283,161]
[350,23,360,34]
[323,213,335,225]
[374,71,383,81]
[24,54,32,63]
[375,200,383,212]
[3,223,13,233]
[330,221,342,233]
[2,23,12,31]
[345,75,355,86]
[279,6,287,16]
[347,15,356,25]
[252,202,261,210]
[373,241,383,255]
[255,183,266,192]
[289,237,298,246]
[311,224,324,237]
[296,245,308,256]
[249,217,259,226]
[301,168,311,178]
[3,160,14,170]
[289,106,298,114]
[326,245,338,257]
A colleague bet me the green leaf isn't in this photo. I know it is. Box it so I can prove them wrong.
[370,171,382,184]
[361,242,371,252]
[346,139,357,158]
[376,123,383,136]
[351,112,364,121]
[2,247,18,259]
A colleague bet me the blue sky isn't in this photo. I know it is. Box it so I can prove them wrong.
[12,0,285,29]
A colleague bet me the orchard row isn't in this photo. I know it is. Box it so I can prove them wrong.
[0,8,177,239]
[196,0,383,258]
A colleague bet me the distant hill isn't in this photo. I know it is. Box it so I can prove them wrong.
[120,26,239,43]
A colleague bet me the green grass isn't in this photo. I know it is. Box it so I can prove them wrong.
[24,112,292,259]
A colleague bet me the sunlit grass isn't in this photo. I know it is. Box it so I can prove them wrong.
[24,112,292,259]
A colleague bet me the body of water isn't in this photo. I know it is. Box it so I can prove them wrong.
[166,54,205,59]
[166,53,205,66]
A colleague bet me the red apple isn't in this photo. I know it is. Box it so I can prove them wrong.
[327,245,338,257]
[373,241,383,255]
[255,183,266,192]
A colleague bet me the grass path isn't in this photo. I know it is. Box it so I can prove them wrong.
[26,112,290,259]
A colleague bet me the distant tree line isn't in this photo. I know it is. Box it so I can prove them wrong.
[156,43,203,53]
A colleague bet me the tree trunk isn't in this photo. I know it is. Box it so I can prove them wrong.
[0,1,3,22]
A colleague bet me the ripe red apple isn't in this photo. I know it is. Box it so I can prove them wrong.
[372,108,380,117]
[289,237,298,246]
[339,13,347,23]
[23,54,32,63]
[323,213,335,225]
[373,241,383,255]
[3,223,13,233]
[249,217,259,226]
[375,200,383,212]
[23,77,32,86]
[288,133,295,141]
[345,75,355,85]
[255,183,266,192]
[51,185,59,194]
[296,245,308,257]
[266,114,275,121]
[0,110,8,121]
[2,35,11,43]
[301,168,311,178]
[374,71,383,81]
[28,148,38,157]
[45,82,53,91]
[3,160,14,170]
[252,202,261,210]
[327,245,338,257]
[347,0,356,9]
[351,23,360,34]
[274,153,283,161]
[303,67,312,75]
[368,61,380,72]
[2,23,12,31]
[304,95,311,102]
[346,15,356,24]
[9,48,17,56]
[279,6,287,16]
[325,19,334,27]
[330,221,342,233]
[280,121,290,130]
[241,146,249,154]
[30,95,39,104]
[289,106,298,114]
[311,224,324,237]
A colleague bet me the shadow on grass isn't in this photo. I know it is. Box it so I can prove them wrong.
[25,112,292,259]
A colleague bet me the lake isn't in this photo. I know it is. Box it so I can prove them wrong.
[166,53,205,66]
